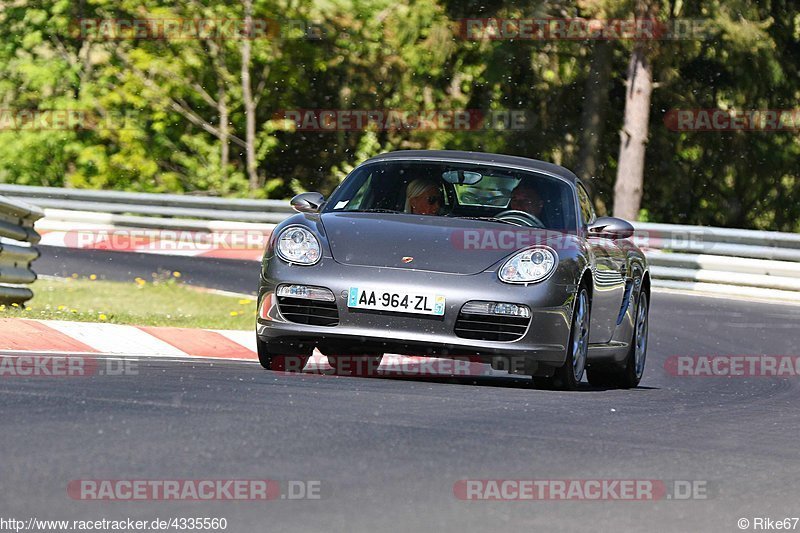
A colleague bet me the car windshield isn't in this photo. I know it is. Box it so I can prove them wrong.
[323,160,578,230]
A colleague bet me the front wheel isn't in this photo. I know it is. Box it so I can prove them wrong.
[587,290,649,389]
[534,286,590,391]
[256,338,310,372]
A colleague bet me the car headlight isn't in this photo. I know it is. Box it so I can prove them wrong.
[498,247,557,284]
[276,226,321,265]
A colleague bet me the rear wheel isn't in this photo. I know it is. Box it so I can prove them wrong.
[256,338,310,372]
[534,286,590,391]
[587,290,649,389]
[327,355,384,377]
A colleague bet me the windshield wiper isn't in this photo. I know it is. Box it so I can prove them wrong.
[346,208,403,214]
[450,215,517,226]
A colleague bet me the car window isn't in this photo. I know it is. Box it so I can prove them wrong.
[325,161,578,230]
[453,175,518,207]
[343,173,372,210]
[577,183,595,225]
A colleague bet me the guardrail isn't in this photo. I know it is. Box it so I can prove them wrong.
[633,222,800,301]
[2,184,798,302]
[0,195,44,304]
[0,184,293,224]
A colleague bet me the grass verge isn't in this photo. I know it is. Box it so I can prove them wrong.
[0,276,256,329]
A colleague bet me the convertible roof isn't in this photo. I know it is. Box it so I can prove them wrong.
[363,150,579,184]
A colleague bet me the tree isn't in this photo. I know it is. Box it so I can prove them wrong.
[574,40,612,207]
[241,0,259,189]
[612,0,655,221]
[0,0,796,232]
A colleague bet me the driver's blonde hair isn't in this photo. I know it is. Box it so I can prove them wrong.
[404,178,440,212]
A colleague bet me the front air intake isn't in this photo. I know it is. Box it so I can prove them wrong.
[454,301,530,342]
[275,285,339,326]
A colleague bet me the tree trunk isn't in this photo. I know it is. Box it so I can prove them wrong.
[575,40,612,206]
[241,0,259,190]
[613,3,654,221]
[218,85,229,180]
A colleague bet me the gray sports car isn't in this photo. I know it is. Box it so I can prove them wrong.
[256,150,650,390]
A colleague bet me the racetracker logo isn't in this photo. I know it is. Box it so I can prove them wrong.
[453,229,581,251]
[57,228,272,252]
[0,356,138,377]
[664,355,800,377]
[0,109,137,131]
[273,109,530,131]
[453,479,709,500]
[67,479,323,500]
[664,109,800,132]
[275,355,496,378]
[449,229,709,253]
[74,18,326,40]
[456,18,710,41]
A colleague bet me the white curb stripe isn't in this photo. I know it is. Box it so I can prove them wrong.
[305,352,332,371]
[212,330,257,353]
[43,321,189,356]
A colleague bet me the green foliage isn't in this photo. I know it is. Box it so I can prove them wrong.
[0,0,797,230]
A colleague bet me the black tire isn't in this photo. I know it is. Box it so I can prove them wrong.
[327,355,384,377]
[256,337,309,372]
[586,290,649,389]
[534,285,591,391]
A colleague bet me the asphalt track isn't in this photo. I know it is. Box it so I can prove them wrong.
[1,246,799,532]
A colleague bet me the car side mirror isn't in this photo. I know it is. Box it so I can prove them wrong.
[290,192,325,213]
[588,217,634,239]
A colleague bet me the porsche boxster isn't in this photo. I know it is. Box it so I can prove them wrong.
[256,150,650,390]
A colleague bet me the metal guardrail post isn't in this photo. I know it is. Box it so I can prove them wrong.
[0,195,44,305]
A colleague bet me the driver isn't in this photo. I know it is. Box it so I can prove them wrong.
[405,178,444,215]
[509,183,545,218]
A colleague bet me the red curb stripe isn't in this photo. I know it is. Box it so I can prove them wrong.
[138,327,256,360]
[197,249,263,260]
[0,319,98,352]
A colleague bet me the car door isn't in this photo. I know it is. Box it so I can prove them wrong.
[577,183,626,344]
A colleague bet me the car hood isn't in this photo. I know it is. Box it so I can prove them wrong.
[320,212,568,275]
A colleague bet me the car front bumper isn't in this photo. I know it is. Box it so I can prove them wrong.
[257,256,575,367]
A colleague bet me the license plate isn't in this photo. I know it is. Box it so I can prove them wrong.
[348,287,445,316]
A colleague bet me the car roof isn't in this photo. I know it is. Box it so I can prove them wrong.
[362,150,579,185]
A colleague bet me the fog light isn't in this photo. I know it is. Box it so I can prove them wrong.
[276,284,335,302]
[461,301,530,318]
[259,293,274,320]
